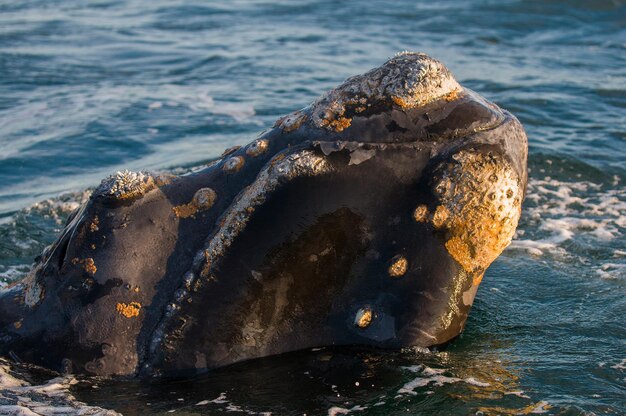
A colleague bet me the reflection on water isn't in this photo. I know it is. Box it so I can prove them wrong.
[71,344,536,415]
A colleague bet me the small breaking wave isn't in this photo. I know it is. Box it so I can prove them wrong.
[508,176,626,279]
[146,85,257,123]
[397,365,490,395]
[0,359,119,416]
[0,190,91,287]
[194,392,272,415]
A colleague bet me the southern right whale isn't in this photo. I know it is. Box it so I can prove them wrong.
[0,52,528,377]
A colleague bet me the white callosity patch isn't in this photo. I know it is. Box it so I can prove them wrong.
[310,52,461,131]
[508,177,626,279]
[94,170,155,200]
[0,361,119,416]
[23,277,43,308]
[193,188,217,208]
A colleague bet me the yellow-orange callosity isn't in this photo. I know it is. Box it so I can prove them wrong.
[274,111,307,133]
[173,187,217,219]
[413,204,429,222]
[246,139,269,157]
[89,215,99,232]
[388,255,408,277]
[431,205,450,229]
[431,150,522,274]
[72,257,97,276]
[116,302,141,318]
[354,307,373,328]
[223,156,245,173]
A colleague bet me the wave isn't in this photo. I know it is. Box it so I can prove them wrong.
[508,176,626,279]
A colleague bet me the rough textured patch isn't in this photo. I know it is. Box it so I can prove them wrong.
[274,110,307,133]
[71,258,97,276]
[310,52,460,131]
[173,188,217,219]
[413,205,429,222]
[355,307,373,328]
[388,255,408,277]
[431,150,523,274]
[223,156,245,173]
[116,302,141,318]
[245,139,269,157]
[94,170,155,201]
[22,266,44,308]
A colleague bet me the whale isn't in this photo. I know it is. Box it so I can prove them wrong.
[0,52,527,377]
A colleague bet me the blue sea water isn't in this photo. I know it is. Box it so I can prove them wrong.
[0,0,625,414]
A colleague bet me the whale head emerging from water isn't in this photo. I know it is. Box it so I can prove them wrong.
[0,52,527,377]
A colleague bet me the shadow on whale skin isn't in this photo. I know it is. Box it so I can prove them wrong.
[0,52,528,378]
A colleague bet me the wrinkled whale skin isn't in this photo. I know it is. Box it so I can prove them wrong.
[0,53,527,377]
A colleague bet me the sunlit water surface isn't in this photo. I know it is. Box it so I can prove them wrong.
[0,0,624,414]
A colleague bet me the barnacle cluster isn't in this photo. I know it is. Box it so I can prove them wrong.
[426,150,523,276]
[95,170,156,201]
[310,52,461,131]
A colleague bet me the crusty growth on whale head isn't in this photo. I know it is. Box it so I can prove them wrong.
[311,52,462,131]
[94,170,156,201]
[431,150,523,276]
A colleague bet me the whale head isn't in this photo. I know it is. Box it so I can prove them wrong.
[0,53,527,377]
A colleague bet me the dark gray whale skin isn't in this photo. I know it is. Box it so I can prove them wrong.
[0,53,527,377]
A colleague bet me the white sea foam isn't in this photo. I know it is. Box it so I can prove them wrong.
[397,365,490,395]
[0,265,31,286]
[0,361,119,415]
[508,178,626,276]
[504,390,531,399]
[328,405,367,416]
[596,263,626,280]
[611,358,626,370]
[23,190,92,225]
[193,392,268,414]
[527,401,551,414]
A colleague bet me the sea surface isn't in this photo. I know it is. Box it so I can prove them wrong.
[0,0,625,415]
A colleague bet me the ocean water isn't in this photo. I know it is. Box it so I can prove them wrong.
[0,0,625,414]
